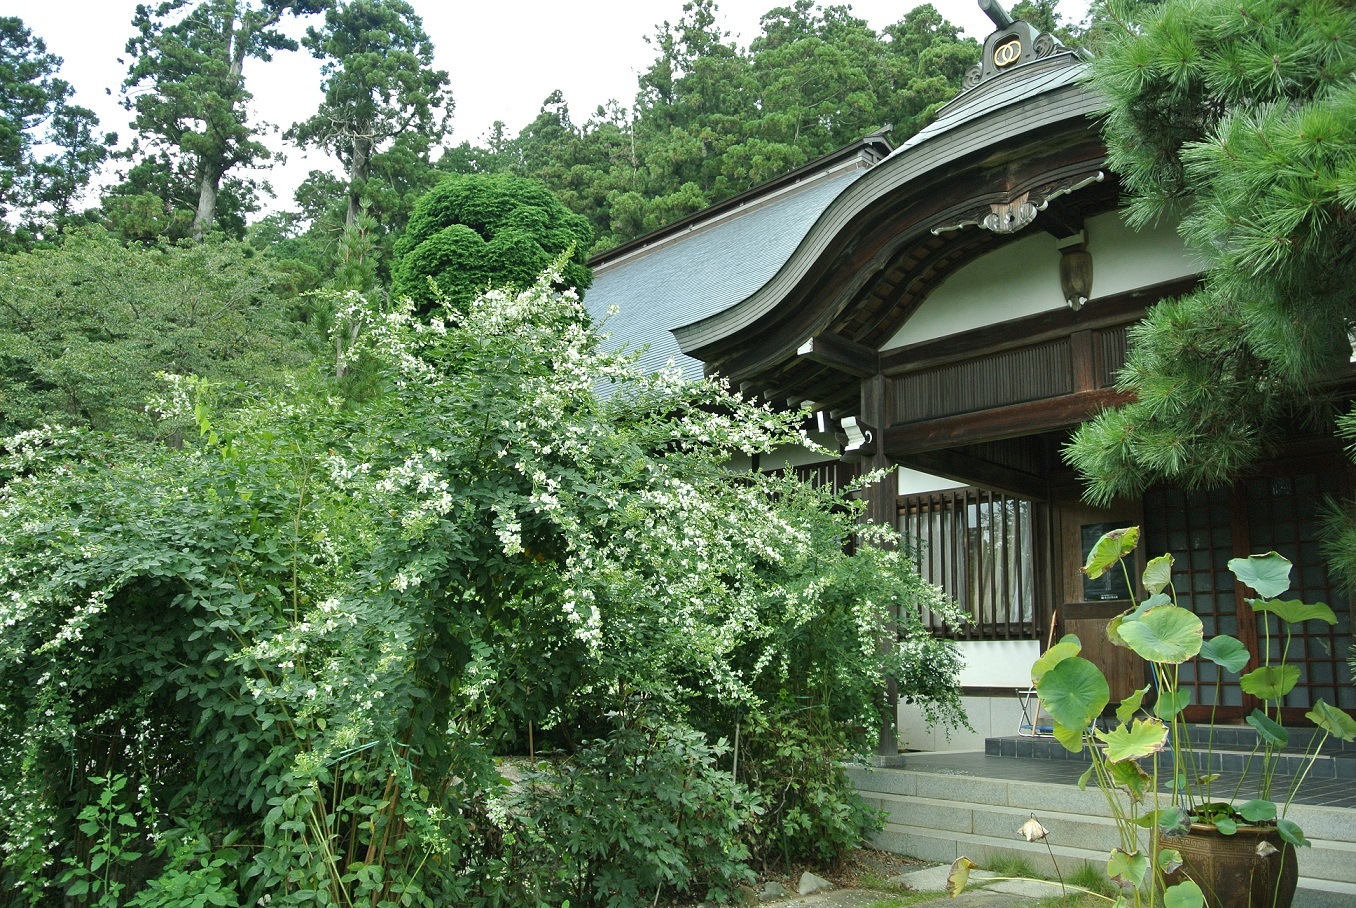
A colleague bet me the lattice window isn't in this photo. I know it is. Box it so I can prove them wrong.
[899,487,1040,639]
[1144,469,1356,721]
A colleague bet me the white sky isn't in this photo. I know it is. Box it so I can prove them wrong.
[4,0,1087,215]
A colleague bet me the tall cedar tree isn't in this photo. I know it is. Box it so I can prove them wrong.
[122,0,329,239]
[0,17,107,245]
[1064,0,1356,502]
[288,0,452,233]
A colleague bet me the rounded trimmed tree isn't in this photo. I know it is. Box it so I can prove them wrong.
[391,172,592,311]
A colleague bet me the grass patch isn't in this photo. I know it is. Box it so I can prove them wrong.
[856,872,950,906]
[1031,894,1108,907]
[1024,861,1117,906]
[1065,862,1116,897]
[856,871,913,894]
[983,854,1041,880]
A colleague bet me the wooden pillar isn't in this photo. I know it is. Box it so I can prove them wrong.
[860,374,900,760]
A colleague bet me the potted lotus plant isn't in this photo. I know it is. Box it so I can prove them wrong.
[1017,526,1356,908]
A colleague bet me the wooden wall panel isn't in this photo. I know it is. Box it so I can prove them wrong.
[893,339,1073,423]
[1096,325,1128,387]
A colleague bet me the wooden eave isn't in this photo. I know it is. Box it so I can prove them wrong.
[707,134,1117,414]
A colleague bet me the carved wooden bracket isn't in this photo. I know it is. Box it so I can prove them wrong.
[930,171,1104,237]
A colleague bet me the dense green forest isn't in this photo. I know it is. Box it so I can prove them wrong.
[2,0,1084,277]
[0,0,1088,439]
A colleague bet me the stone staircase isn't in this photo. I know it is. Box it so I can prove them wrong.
[847,731,1356,907]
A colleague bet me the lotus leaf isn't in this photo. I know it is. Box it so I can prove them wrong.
[1099,717,1168,763]
[1142,553,1174,594]
[1154,689,1191,721]
[1156,805,1190,836]
[1250,597,1337,626]
[1163,880,1205,908]
[1117,605,1203,664]
[1052,719,1085,754]
[1277,818,1309,848]
[946,857,976,896]
[1107,848,1148,888]
[1084,526,1140,580]
[1107,755,1152,802]
[1107,594,1169,647]
[1240,664,1299,700]
[1199,634,1249,672]
[1031,633,1081,683]
[1228,552,1291,599]
[1307,700,1356,741]
[1037,656,1109,732]
[1238,799,1276,823]
[1116,685,1149,723]
[1245,709,1288,748]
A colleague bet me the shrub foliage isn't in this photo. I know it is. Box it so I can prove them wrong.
[0,271,963,905]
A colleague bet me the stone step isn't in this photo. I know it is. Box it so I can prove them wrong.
[867,783,1356,886]
[870,822,1111,879]
[1008,719,1356,755]
[848,762,1356,904]
[875,792,1123,855]
[1182,723,1356,755]
[986,734,1356,779]
[871,822,1356,907]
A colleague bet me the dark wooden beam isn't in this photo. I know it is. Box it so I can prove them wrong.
[884,389,1132,455]
[859,375,898,532]
[859,373,900,759]
[796,333,880,378]
[898,448,1050,501]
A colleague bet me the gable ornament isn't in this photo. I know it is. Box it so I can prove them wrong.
[962,0,1068,90]
[930,171,1105,237]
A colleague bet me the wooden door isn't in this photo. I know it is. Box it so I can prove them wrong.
[1056,495,1146,705]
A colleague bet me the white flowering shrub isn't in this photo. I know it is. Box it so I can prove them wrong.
[0,270,964,906]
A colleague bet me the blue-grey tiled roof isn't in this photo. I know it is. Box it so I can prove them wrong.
[893,51,1090,157]
[585,166,867,382]
[586,46,1095,377]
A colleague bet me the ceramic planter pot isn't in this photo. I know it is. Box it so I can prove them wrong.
[1161,823,1298,908]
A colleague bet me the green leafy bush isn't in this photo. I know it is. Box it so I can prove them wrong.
[391,172,593,311]
[508,714,757,907]
[0,269,963,904]
[0,226,310,440]
[737,715,885,870]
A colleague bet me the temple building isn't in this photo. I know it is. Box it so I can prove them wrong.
[583,2,1355,755]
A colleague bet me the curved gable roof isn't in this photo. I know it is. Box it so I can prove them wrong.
[672,48,1099,363]
[585,161,870,380]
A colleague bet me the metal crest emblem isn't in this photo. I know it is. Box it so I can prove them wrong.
[993,38,1022,68]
